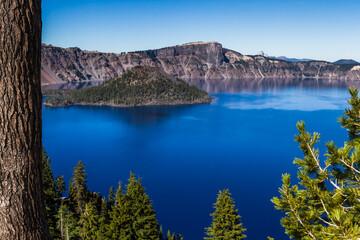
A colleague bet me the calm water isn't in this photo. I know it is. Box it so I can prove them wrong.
[42,79,358,239]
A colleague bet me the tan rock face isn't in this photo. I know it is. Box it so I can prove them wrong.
[41,42,360,85]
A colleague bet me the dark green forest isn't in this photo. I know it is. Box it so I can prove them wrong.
[43,66,211,107]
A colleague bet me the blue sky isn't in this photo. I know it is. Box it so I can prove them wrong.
[42,0,360,62]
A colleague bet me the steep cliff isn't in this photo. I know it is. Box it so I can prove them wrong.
[41,42,360,85]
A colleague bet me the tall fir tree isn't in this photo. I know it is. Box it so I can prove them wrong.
[55,175,66,204]
[126,173,160,240]
[272,88,360,239]
[42,148,58,237]
[79,203,101,240]
[159,226,164,240]
[166,230,172,240]
[108,186,115,207]
[107,182,133,239]
[69,161,89,216]
[57,203,79,240]
[205,189,246,240]
[97,197,109,240]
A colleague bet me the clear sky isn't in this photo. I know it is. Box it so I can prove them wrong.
[42,0,360,62]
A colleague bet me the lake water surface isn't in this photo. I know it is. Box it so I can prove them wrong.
[42,79,359,239]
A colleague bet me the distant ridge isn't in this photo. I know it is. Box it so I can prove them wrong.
[41,42,360,85]
[333,59,359,65]
[257,51,314,62]
[274,56,314,63]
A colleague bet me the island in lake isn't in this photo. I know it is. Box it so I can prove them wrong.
[44,66,211,107]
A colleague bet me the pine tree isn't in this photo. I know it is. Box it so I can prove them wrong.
[57,203,79,240]
[166,230,172,240]
[176,233,183,240]
[69,161,89,216]
[205,189,246,240]
[159,225,164,240]
[97,197,109,240]
[108,186,115,207]
[272,88,360,239]
[126,173,160,240]
[42,148,58,238]
[107,182,132,239]
[80,203,101,240]
[55,175,66,204]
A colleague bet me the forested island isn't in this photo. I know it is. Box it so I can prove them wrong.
[44,66,211,107]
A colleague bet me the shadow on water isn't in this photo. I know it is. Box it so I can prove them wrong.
[44,103,199,126]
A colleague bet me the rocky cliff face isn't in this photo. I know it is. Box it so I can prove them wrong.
[41,42,360,85]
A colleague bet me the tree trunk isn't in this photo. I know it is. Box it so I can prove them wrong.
[0,0,50,239]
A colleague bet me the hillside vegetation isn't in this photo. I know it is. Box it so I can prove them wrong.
[44,66,211,107]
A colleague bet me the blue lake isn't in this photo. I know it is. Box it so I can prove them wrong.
[42,79,358,239]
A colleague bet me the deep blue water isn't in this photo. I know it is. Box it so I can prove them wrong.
[43,81,355,240]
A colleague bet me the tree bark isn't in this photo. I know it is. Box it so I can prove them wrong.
[0,0,50,239]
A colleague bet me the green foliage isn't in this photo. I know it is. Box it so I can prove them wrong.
[42,148,57,236]
[107,182,131,239]
[42,148,66,238]
[56,203,80,240]
[69,160,89,216]
[55,175,66,200]
[339,88,360,141]
[166,230,172,240]
[108,186,115,207]
[205,189,246,240]
[126,173,160,240]
[80,203,101,240]
[161,227,182,240]
[272,88,360,239]
[97,198,109,240]
[44,66,211,107]
[107,174,160,239]
[43,151,181,240]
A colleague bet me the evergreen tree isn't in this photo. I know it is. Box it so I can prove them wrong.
[166,230,172,240]
[205,189,246,240]
[159,225,164,240]
[272,88,360,239]
[107,182,132,239]
[176,233,183,240]
[88,192,103,214]
[42,148,58,237]
[97,197,109,240]
[126,173,160,240]
[108,186,115,207]
[55,175,66,204]
[164,229,183,240]
[80,203,101,240]
[69,161,89,216]
[57,203,79,240]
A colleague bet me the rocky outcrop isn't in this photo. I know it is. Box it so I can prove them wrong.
[41,42,360,85]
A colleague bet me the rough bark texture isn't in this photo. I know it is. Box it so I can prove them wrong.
[0,0,50,239]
